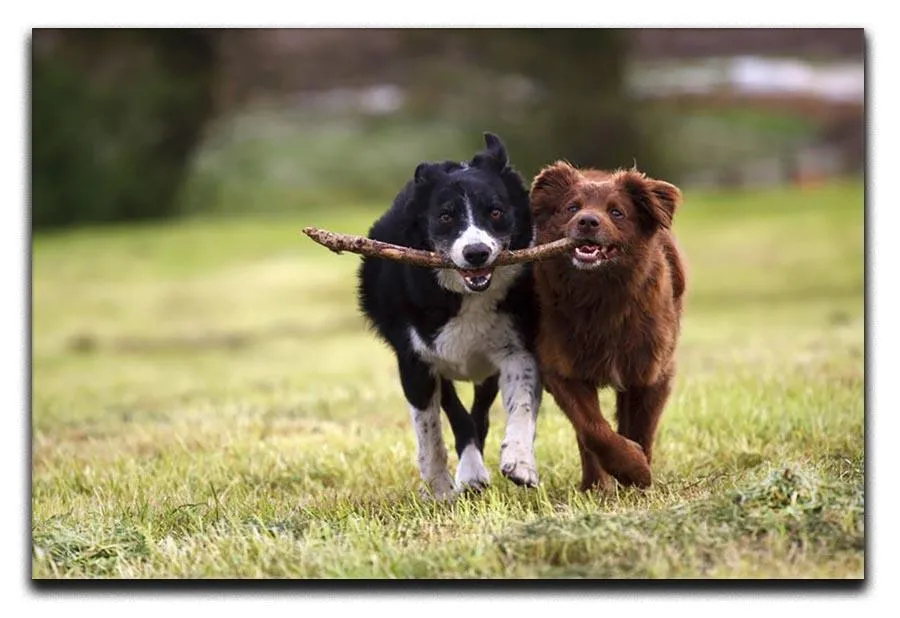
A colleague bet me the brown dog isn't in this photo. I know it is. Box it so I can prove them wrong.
[530,162,686,490]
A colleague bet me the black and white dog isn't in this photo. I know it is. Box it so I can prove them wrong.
[357,133,542,499]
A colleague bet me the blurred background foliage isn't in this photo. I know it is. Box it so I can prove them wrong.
[31,28,864,229]
[32,30,215,228]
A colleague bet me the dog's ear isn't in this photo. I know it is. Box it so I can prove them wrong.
[483,132,509,168]
[530,161,580,225]
[648,179,682,228]
[531,160,580,196]
[617,169,682,231]
[411,163,448,219]
[471,132,509,173]
[414,162,444,186]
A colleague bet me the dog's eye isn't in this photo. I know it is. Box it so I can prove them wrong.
[439,213,453,224]
[567,203,580,213]
[490,208,503,220]
[610,208,624,219]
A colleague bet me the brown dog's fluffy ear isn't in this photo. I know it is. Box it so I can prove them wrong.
[531,160,580,196]
[616,169,682,231]
[530,161,580,224]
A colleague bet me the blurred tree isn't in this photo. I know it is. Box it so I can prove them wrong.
[32,29,217,229]
[401,29,667,179]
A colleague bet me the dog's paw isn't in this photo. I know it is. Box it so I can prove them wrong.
[499,442,540,487]
[455,444,491,493]
[421,472,457,501]
[605,438,652,488]
[579,470,615,493]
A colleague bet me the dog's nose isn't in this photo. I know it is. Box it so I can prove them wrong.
[576,213,601,230]
[463,243,491,266]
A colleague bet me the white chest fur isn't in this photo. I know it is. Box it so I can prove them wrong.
[408,267,524,382]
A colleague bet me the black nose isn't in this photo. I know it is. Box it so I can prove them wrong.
[463,243,491,266]
[577,213,601,230]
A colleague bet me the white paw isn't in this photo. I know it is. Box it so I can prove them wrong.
[422,471,457,501]
[455,443,491,492]
[499,441,539,487]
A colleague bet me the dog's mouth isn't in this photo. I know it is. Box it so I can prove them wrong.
[457,268,494,292]
[572,242,620,265]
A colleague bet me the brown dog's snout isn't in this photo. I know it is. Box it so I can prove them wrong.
[576,213,601,231]
[568,211,606,240]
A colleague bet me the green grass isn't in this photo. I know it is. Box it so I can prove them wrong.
[31,179,864,579]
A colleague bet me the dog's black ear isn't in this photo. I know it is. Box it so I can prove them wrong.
[471,132,509,173]
[617,169,682,231]
[483,132,509,168]
[414,162,447,187]
[414,162,433,185]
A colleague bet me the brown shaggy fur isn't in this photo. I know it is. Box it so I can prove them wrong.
[530,161,687,490]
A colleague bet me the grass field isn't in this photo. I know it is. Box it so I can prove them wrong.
[31,179,864,579]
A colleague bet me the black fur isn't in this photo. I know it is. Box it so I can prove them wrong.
[357,133,539,484]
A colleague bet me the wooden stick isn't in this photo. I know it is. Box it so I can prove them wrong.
[302,226,576,269]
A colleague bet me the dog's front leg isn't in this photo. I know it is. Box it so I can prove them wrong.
[440,378,491,492]
[543,371,651,489]
[576,433,614,492]
[616,376,673,464]
[399,357,455,500]
[493,350,542,487]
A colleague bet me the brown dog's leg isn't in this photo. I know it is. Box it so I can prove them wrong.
[615,400,631,442]
[616,378,672,464]
[577,433,613,492]
[544,372,651,488]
